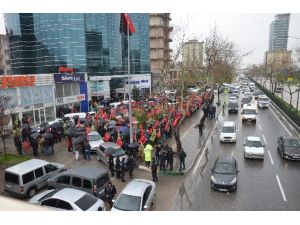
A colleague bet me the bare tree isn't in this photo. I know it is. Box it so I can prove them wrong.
[0,95,13,155]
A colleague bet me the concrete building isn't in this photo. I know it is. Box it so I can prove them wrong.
[269,14,290,51]
[0,34,11,75]
[149,13,172,92]
[265,50,292,67]
[182,40,203,69]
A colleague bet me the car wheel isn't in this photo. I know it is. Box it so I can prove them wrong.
[96,155,100,161]
[151,195,155,206]
[27,187,37,198]
[48,186,55,190]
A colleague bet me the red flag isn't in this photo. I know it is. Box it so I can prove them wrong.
[120,13,136,35]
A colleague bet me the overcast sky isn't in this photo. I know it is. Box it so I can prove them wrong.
[1,12,300,68]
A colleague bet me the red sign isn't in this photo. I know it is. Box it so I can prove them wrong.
[58,67,75,74]
[0,75,36,89]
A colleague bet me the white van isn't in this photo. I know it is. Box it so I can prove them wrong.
[241,104,257,123]
[257,95,270,108]
[219,121,237,143]
[63,113,86,121]
[4,159,66,198]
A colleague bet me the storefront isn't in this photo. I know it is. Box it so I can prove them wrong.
[0,74,56,126]
[54,73,89,117]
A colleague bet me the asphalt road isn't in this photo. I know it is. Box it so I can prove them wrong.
[170,94,300,210]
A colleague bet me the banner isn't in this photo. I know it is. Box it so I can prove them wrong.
[54,73,85,83]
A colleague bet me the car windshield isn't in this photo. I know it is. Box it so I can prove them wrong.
[228,103,238,108]
[74,194,98,211]
[113,194,141,211]
[222,126,235,133]
[246,140,263,147]
[88,134,101,142]
[241,98,250,103]
[243,109,256,114]
[105,147,125,157]
[258,98,268,102]
[284,139,300,148]
[214,162,236,174]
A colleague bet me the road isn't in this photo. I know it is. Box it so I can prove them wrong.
[170,94,300,210]
[257,78,300,110]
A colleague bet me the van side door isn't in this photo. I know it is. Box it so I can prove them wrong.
[34,167,46,189]
[44,164,59,180]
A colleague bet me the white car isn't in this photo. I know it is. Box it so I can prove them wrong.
[219,121,237,143]
[241,104,257,123]
[111,179,156,211]
[87,131,104,152]
[29,188,105,211]
[244,136,265,159]
[257,95,270,108]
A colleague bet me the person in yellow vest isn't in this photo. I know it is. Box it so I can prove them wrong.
[144,141,153,168]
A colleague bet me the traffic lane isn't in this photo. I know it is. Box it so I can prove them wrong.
[172,106,287,210]
[257,107,300,210]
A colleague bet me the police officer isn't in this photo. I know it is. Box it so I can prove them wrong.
[128,156,134,179]
[108,155,114,177]
[120,158,126,182]
[115,156,121,179]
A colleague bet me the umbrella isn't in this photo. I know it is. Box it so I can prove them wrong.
[76,127,86,132]
[30,132,41,138]
[65,127,77,136]
[46,122,61,129]
[128,142,140,149]
[42,132,53,139]
[72,136,85,145]
[98,119,106,125]
[108,124,116,129]
[109,120,117,125]
[31,127,40,134]
[74,131,86,137]
[119,126,129,135]
[40,122,48,128]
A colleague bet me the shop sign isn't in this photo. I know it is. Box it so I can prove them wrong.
[124,75,151,89]
[90,80,110,96]
[55,94,85,106]
[54,73,85,83]
[89,76,111,81]
[58,67,75,74]
[0,75,35,89]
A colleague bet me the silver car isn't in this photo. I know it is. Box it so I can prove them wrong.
[244,136,265,159]
[29,188,105,211]
[87,131,104,152]
[111,179,156,211]
[96,142,128,166]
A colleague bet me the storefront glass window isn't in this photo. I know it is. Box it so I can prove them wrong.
[43,85,54,102]
[20,87,33,106]
[72,83,80,96]
[55,84,64,98]
[64,83,72,96]
[32,86,43,104]
[45,107,55,121]
[2,88,17,106]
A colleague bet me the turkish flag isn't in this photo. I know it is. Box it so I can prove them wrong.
[120,13,136,35]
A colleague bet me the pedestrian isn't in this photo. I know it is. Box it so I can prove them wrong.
[66,135,73,152]
[138,143,144,162]
[104,181,117,209]
[84,141,91,160]
[222,103,225,116]
[179,149,187,172]
[115,156,121,179]
[74,143,80,160]
[155,142,162,164]
[159,147,167,171]
[198,121,204,136]
[144,141,153,168]
[151,157,158,182]
[108,155,114,177]
[29,136,39,157]
[13,133,23,156]
[120,158,126,182]
[166,146,174,171]
[128,156,134,179]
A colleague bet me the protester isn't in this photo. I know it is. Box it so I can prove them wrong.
[108,155,114,177]
[104,181,117,209]
[151,157,158,182]
[179,149,187,172]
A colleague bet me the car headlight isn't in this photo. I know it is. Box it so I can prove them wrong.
[229,177,237,184]
[211,175,217,183]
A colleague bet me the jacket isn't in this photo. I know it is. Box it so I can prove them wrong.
[144,144,153,162]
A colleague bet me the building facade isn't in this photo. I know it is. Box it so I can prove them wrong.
[149,13,172,92]
[265,50,292,68]
[4,13,150,100]
[0,34,11,75]
[182,40,203,69]
[268,14,290,51]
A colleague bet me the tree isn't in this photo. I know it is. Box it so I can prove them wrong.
[0,95,13,155]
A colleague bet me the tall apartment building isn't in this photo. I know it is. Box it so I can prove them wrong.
[0,34,11,75]
[149,13,172,91]
[182,40,203,69]
[269,14,290,51]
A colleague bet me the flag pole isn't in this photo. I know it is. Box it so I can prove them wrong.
[127,19,133,143]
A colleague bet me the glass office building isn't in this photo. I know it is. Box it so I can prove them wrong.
[4,13,150,75]
[268,14,290,51]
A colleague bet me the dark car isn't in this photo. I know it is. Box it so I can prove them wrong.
[210,156,239,192]
[228,101,239,113]
[277,136,300,160]
[241,97,251,107]
[253,90,262,99]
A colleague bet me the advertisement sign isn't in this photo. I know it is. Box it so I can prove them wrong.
[0,75,35,89]
[55,94,86,106]
[90,81,110,96]
[54,73,85,83]
[89,76,111,81]
[124,75,151,89]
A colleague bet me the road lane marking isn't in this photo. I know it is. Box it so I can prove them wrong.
[267,150,274,165]
[192,142,208,175]
[269,106,292,136]
[262,135,267,144]
[258,124,262,131]
[276,175,287,202]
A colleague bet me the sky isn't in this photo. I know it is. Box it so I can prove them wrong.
[0,1,300,68]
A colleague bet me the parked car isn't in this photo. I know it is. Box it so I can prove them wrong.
[87,131,104,152]
[277,136,300,160]
[210,156,239,192]
[47,167,109,198]
[96,142,129,167]
[4,159,66,198]
[111,179,156,211]
[244,136,265,159]
[29,188,105,211]
[219,121,237,143]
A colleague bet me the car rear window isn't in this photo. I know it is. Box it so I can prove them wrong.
[5,172,19,185]
[74,194,98,211]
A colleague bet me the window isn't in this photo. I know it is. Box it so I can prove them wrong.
[96,174,109,188]
[82,179,92,189]
[74,194,98,211]
[142,186,151,208]
[41,198,58,208]
[57,200,73,210]
[34,167,44,178]
[57,176,70,185]
[72,177,82,187]
[22,171,35,184]
[44,164,57,174]
[5,172,19,185]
